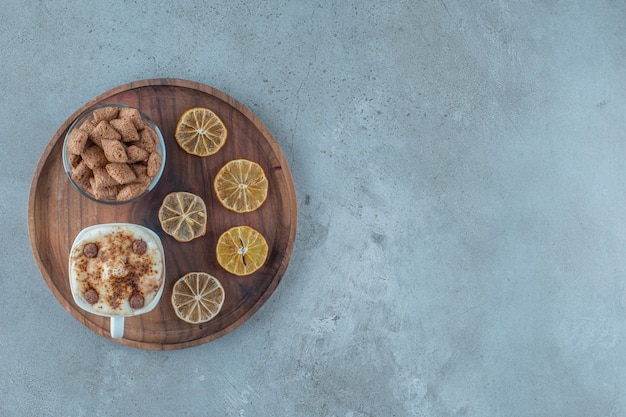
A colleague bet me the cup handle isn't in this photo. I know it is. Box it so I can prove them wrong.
[110,316,124,339]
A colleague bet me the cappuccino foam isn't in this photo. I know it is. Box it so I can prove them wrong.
[69,224,164,316]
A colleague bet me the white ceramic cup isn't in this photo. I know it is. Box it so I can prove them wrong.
[69,223,166,339]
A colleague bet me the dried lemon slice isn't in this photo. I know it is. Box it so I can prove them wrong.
[171,272,225,324]
[214,159,268,213]
[216,226,268,276]
[175,107,227,156]
[158,192,207,242]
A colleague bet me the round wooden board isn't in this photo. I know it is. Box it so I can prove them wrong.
[28,79,297,350]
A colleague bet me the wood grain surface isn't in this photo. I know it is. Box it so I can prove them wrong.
[28,79,298,350]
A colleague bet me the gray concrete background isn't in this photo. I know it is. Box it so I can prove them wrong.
[2,0,625,415]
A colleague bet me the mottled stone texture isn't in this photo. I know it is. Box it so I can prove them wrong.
[2,0,626,416]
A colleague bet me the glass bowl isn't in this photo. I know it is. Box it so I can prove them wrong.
[62,103,166,205]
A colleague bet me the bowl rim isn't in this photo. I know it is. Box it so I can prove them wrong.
[62,103,166,205]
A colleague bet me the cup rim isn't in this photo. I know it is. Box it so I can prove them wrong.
[69,223,166,319]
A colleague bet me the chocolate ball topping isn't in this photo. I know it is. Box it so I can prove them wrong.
[132,239,147,255]
[129,293,145,309]
[83,243,98,258]
[84,288,99,304]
